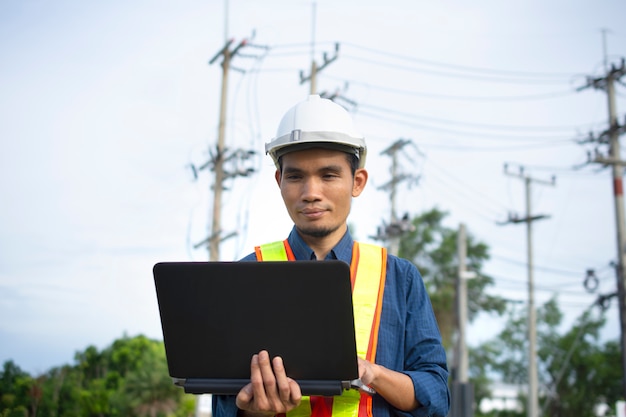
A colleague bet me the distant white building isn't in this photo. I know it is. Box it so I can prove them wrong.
[196,394,212,417]
[479,383,523,414]
[478,383,619,417]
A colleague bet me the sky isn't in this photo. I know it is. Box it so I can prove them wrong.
[1,0,626,376]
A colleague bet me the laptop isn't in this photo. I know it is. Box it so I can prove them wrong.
[153,260,359,396]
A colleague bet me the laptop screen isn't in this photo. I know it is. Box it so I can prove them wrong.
[153,260,359,395]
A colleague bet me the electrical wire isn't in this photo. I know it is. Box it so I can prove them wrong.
[503,161,612,175]
[420,156,509,216]
[341,54,577,85]
[208,36,624,290]
[324,75,581,102]
[361,113,577,151]
[341,42,584,81]
[228,45,271,260]
[489,254,586,277]
[488,274,597,298]
[359,102,593,134]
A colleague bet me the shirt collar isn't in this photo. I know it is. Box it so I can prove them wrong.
[286,226,354,263]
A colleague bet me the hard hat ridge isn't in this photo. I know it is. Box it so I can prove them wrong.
[265,95,367,168]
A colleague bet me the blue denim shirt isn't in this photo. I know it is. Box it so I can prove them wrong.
[213,227,450,417]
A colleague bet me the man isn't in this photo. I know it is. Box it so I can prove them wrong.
[213,95,450,417]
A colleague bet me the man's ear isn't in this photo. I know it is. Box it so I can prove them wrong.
[274,169,281,187]
[352,168,368,197]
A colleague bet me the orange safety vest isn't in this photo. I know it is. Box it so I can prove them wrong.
[255,240,387,417]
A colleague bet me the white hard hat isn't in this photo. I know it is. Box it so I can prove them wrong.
[265,95,367,168]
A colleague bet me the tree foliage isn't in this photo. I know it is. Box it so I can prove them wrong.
[398,207,507,350]
[0,335,195,417]
[397,207,621,416]
[475,297,622,417]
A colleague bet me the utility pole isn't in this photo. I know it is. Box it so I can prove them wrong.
[501,164,555,417]
[577,56,626,398]
[193,38,259,261]
[300,42,339,95]
[372,139,419,256]
[457,223,469,384]
[302,3,342,97]
[450,223,476,417]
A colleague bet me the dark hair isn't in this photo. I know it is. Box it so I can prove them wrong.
[278,152,360,177]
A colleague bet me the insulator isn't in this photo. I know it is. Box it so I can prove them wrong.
[583,269,599,293]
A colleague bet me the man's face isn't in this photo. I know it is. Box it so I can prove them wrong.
[275,147,367,242]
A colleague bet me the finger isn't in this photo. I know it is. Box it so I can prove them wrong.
[258,350,278,390]
[235,383,254,410]
[271,356,302,407]
[249,353,270,409]
[272,356,292,402]
[254,350,281,411]
[287,378,303,404]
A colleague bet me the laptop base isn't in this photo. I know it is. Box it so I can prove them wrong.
[181,378,344,397]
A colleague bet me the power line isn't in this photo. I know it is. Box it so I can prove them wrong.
[229,43,271,260]
[359,110,578,143]
[489,254,590,277]
[420,156,508,215]
[342,54,576,85]
[505,161,612,175]
[324,75,580,102]
[341,42,582,81]
[359,102,593,133]
[270,41,591,86]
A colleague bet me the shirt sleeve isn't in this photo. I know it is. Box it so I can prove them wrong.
[387,258,451,417]
[213,394,238,417]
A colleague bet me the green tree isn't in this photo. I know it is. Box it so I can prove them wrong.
[540,307,621,417]
[38,365,82,417]
[397,208,507,414]
[398,208,507,350]
[0,360,34,417]
[120,345,182,417]
[2,334,195,417]
[108,334,156,377]
[475,297,621,417]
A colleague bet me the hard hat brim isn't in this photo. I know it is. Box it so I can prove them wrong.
[265,130,367,168]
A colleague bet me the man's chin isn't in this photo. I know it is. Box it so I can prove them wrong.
[296,225,337,239]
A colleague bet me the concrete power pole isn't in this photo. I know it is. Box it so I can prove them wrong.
[300,42,339,95]
[372,139,419,256]
[578,57,626,398]
[193,38,258,261]
[450,223,476,417]
[501,164,555,417]
[299,4,342,99]
[457,223,469,384]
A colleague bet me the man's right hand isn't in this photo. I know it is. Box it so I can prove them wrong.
[236,350,302,416]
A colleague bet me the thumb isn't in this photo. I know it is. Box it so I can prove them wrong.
[236,383,254,407]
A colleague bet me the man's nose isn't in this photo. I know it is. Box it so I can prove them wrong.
[302,177,323,201]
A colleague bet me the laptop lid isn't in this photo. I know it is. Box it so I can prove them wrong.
[153,260,359,396]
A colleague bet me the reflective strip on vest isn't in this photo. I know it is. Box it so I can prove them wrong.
[255,240,295,261]
[255,240,387,417]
